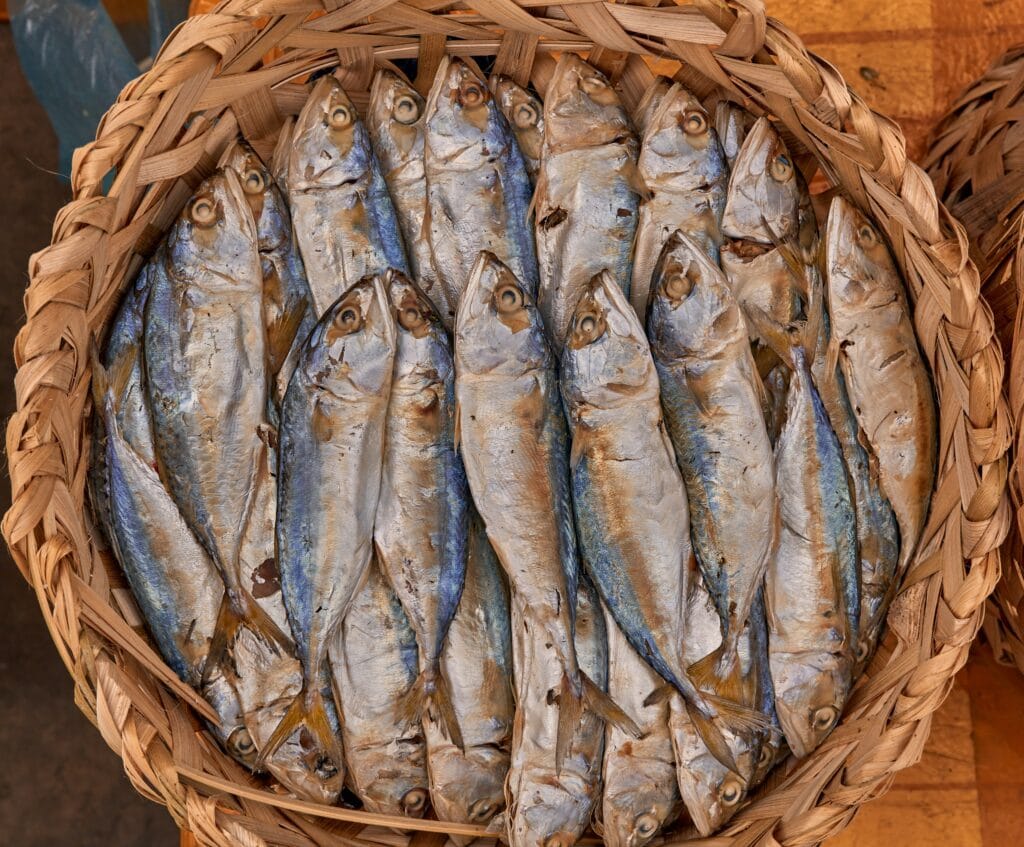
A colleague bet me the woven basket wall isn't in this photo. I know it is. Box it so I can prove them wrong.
[3,2,1011,845]
[926,44,1024,676]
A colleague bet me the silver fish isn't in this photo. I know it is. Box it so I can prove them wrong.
[491,75,545,185]
[425,515,514,831]
[535,54,639,348]
[287,74,409,316]
[222,139,315,415]
[144,170,291,667]
[765,327,858,758]
[714,101,753,172]
[375,271,468,746]
[507,577,607,847]
[599,613,680,847]
[825,196,936,574]
[561,271,763,774]
[647,232,775,705]
[269,275,396,766]
[367,69,453,323]
[424,57,538,314]
[669,570,760,836]
[331,560,429,817]
[630,86,727,318]
[455,252,632,767]
[632,76,673,136]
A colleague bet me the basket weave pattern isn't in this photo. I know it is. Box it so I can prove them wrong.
[926,44,1024,675]
[3,2,1012,845]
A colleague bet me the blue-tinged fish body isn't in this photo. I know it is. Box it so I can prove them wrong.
[287,74,409,316]
[647,232,775,686]
[330,560,428,817]
[424,58,538,313]
[766,346,857,759]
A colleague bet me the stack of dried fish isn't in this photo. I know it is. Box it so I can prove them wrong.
[90,54,938,846]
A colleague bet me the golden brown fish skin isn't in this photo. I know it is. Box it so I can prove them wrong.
[632,76,673,136]
[600,611,680,847]
[491,75,544,185]
[535,54,639,349]
[286,74,408,316]
[630,86,727,319]
[330,560,429,818]
[367,70,453,322]
[714,101,753,172]
[825,196,937,572]
[425,516,513,832]
[506,578,607,847]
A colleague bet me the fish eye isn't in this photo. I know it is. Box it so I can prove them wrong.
[494,283,524,314]
[812,705,839,731]
[242,167,266,195]
[856,640,871,662]
[333,301,363,335]
[857,222,878,246]
[572,307,606,346]
[758,744,774,768]
[513,101,540,129]
[398,305,426,331]
[682,109,708,136]
[401,788,428,813]
[468,799,495,820]
[227,727,255,757]
[393,93,420,124]
[459,80,487,108]
[662,270,694,301]
[769,152,794,182]
[328,103,354,129]
[634,813,660,838]
[720,777,744,806]
[189,196,218,227]
[580,73,608,94]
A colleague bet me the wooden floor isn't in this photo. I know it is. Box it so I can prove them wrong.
[179,643,1023,847]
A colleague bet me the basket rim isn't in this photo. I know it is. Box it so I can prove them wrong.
[3,2,1011,846]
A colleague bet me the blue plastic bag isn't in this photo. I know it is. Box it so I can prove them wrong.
[10,0,189,180]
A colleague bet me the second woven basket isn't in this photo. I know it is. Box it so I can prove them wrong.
[927,44,1024,674]
[2,2,1011,845]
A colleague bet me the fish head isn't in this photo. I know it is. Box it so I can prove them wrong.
[202,668,257,769]
[673,727,748,837]
[167,169,258,283]
[387,269,453,383]
[222,139,290,254]
[492,75,544,163]
[600,765,679,847]
[348,743,430,817]
[642,85,725,183]
[715,102,752,170]
[425,58,502,168]
[302,275,397,399]
[771,650,848,758]
[428,743,508,826]
[455,251,550,377]
[632,75,672,136]
[368,68,425,168]
[544,54,634,154]
[288,74,372,192]
[257,719,345,805]
[508,769,593,847]
[270,117,295,188]
[825,195,901,322]
[721,117,803,244]
[647,230,744,359]
[561,271,658,413]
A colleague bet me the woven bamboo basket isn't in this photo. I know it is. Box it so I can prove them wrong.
[3,2,1012,845]
[926,44,1024,676]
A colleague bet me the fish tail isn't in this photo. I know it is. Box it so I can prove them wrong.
[402,666,466,751]
[686,635,751,707]
[555,672,585,774]
[430,665,466,752]
[202,588,294,681]
[580,670,641,739]
[683,698,741,776]
[255,684,343,772]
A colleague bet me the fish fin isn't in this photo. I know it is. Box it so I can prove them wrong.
[642,683,675,708]
[581,670,642,738]
[267,296,311,378]
[760,214,809,298]
[427,666,466,752]
[397,671,426,726]
[686,638,747,705]
[683,699,740,775]
[555,673,585,774]
[825,334,842,383]
[89,342,109,408]
[203,588,294,681]
[453,399,462,451]
[744,304,794,369]
[703,693,771,735]
[255,684,343,772]
[622,158,652,201]
[801,268,825,360]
